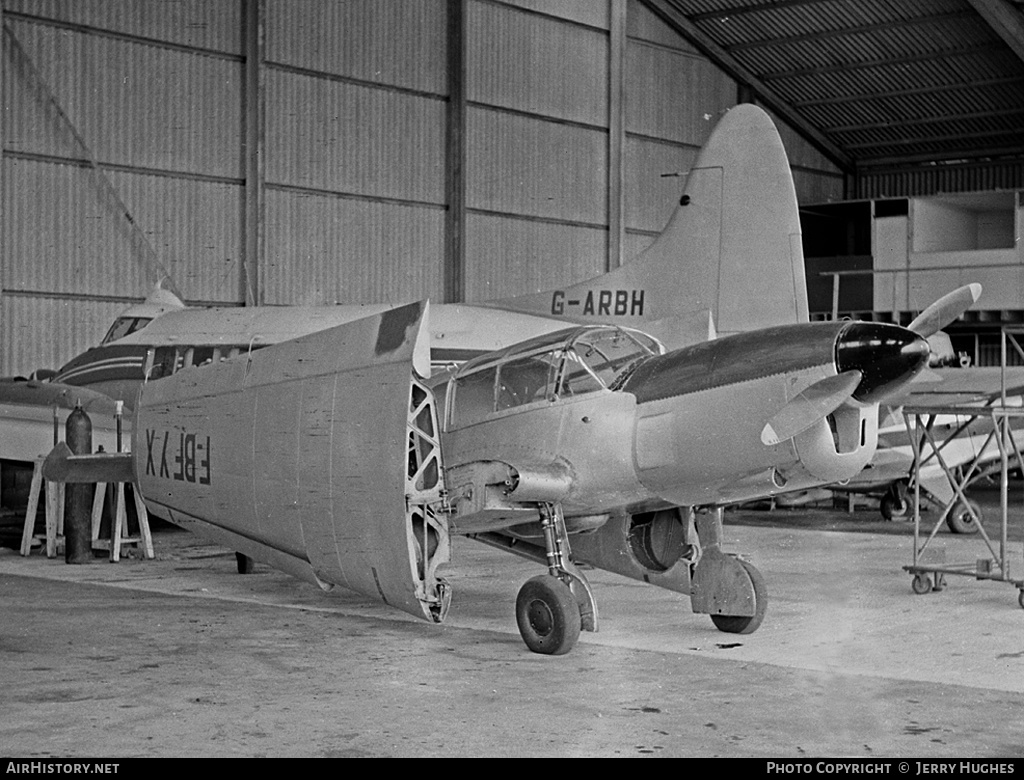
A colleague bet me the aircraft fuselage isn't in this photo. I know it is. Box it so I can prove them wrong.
[439,321,929,532]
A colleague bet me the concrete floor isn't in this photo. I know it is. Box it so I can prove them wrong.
[1,490,1023,758]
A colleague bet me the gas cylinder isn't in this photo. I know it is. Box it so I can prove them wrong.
[64,400,93,564]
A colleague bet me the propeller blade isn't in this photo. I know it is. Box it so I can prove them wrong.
[761,370,862,446]
[907,283,981,339]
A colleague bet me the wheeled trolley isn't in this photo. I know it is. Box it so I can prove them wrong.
[901,329,1024,608]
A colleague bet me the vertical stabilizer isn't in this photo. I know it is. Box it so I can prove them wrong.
[488,104,808,345]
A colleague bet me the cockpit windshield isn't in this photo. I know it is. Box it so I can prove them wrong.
[568,327,661,390]
[101,316,154,345]
[447,326,662,429]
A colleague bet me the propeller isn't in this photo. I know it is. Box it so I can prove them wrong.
[761,370,862,446]
[761,283,983,447]
[907,283,982,339]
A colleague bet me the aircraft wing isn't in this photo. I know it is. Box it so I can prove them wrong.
[886,366,1024,408]
[846,366,1024,504]
[134,301,451,624]
[0,379,129,461]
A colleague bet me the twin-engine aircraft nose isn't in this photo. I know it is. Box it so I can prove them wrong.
[836,322,930,403]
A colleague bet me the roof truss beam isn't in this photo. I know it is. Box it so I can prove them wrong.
[793,75,1024,108]
[846,125,1024,152]
[966,0,1024,67]
[762,43,996,82]
[689,0,831,23]
[726,10,974,53]
[828,107,1024,135]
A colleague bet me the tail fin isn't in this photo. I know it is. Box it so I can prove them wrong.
[488,104,808,346]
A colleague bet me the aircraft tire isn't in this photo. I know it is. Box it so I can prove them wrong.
[945,500,981,535]
[880,493,908,521]
[236,552,255,574]
[709,560,768,635]
[515,575,581,655]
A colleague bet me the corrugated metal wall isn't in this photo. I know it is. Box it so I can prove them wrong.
[2,0,244,375]
[1,0,843,377]
[464,0,610,300]
[262,0,448,306]
[624,0,731,252]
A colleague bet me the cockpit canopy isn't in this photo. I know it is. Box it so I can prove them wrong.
[446,325,663,429]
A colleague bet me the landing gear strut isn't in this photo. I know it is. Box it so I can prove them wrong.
[515,502,597,655]
[689,507,768,634]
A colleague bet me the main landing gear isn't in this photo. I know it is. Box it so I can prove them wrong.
[690,507,768,634]
[512,504,768,654]
[515,503,597,655]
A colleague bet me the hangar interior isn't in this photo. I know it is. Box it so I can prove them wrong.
[3,2,1024,757]
[3,0,1022,379]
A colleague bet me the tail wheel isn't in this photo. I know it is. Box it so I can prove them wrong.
[710,559,768,634]
[946,500,981,535]
[515,575,581,655]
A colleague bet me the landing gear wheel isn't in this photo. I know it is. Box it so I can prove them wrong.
[236,552,255,574]
[912,573,932,594]
[516,575,581,655]
[709,560,768,634]
[946,500,981,535]
[1018,589,1024,610]
[880,493,909,521]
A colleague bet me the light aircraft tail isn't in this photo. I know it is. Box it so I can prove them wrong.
[488,103,809,347]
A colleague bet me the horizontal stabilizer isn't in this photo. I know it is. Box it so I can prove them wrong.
[761,371,862,446]
[43,442,134,484]
[0,379,126,416]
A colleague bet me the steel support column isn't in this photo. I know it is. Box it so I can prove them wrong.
[606,0,627,272]
[242,0,265,307]
[445,0,467,304]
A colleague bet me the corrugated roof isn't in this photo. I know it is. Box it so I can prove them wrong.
[642,0,1024,174]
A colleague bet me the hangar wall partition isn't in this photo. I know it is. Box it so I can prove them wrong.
[0,0,843,378]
